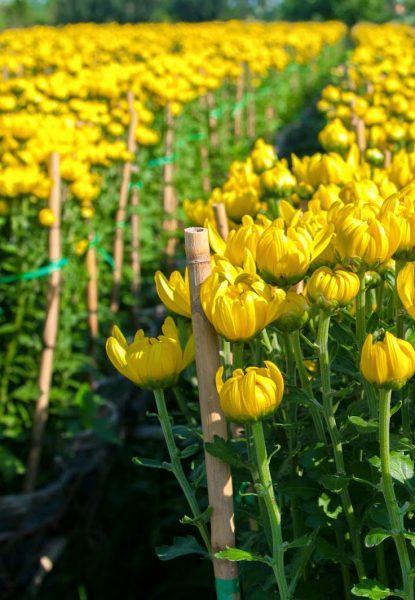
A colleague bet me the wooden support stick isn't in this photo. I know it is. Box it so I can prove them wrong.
[356,118,367,154]
[213,203,229,241]
[86,231,99,342]
[24,152,62,493]
[207,91,219,149]
[384,149,392,168]
[246,65,255,139]
[130,180,141,327]
[199,96,211,194]
[163,104,178,266]
[234,67,244,139]
[110,90,137,314]
[185,227,239,598]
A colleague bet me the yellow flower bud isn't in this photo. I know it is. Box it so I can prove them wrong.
[200,260,285,342]
[81,206,94,220]
[335,215,400,268]
[75,239,89,256]
[38,208,55,227]
[256,220,332,286]
[273,291,309,332]
[251,138,277,173]
[155,269,191,318]
[360,332,415,390]
[397,262,415,320]
[319,119,354,153]
[260,165,296,198]
[307,267,360,309]
[106,317,194,390]
[216,361,284,423]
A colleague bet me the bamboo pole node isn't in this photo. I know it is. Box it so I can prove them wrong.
[24,151,62,493]
[185,227,239,596]
[213,203,229,241]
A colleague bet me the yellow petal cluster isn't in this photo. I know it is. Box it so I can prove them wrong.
[216,361,284,423]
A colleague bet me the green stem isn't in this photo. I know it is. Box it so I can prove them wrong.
[154,389,212,554]
[356,271,377,418]
[251,420,290,600]
[290,330,327,444]
[356,271,366,350]
[379,388,413,600]
[396,260,405,340]
[317,310,366,581]
[246,422,272,548]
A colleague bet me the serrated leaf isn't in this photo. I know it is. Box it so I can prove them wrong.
[215,547,269,564]
[370,452,414,485]
[351,579,391,599]
[156,536,207,561]
[364,529,391,548]
[349,416,378,434]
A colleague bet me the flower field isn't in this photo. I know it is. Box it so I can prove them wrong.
[3,17,415,600]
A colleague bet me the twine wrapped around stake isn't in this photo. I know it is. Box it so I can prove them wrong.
[185,227,240,599]
[110,90,137,314]
[24,152,62,493]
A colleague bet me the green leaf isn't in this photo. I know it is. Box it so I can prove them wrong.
[180,506,212,526]
[404,531,415,548]
[319,474,350,494]
[318,493,343,520]
[284,535,311,549]
[215,547,269,564]
[156,536,207,561]
[351,579,391,599]
[315,538,351,565]
[180,443,200,459]
[364,529,391,548]
[369,452,414,485]
[205,435,249,470]
[133,457,172,471]
[349,416,379,434]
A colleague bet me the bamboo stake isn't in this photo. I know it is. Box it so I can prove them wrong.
[130,179,141,327]
[199,96,212,194]
[384,149,392,168]
[24,152,62,493]
[234,67,244,139]
[207,91,219,148]
[128,92,141,326]
[86,231,99,342]
[356,118,367,154]
[110,90,137,314]
[163,103,178,266]
[185,227,239,598]
[213,203,229,241]
[246,65,256,139]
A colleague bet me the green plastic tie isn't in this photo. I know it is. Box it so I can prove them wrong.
[215,577,240,600]
[0,258,68,284]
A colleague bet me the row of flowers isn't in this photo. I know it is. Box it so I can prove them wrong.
[107,23,415,599]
